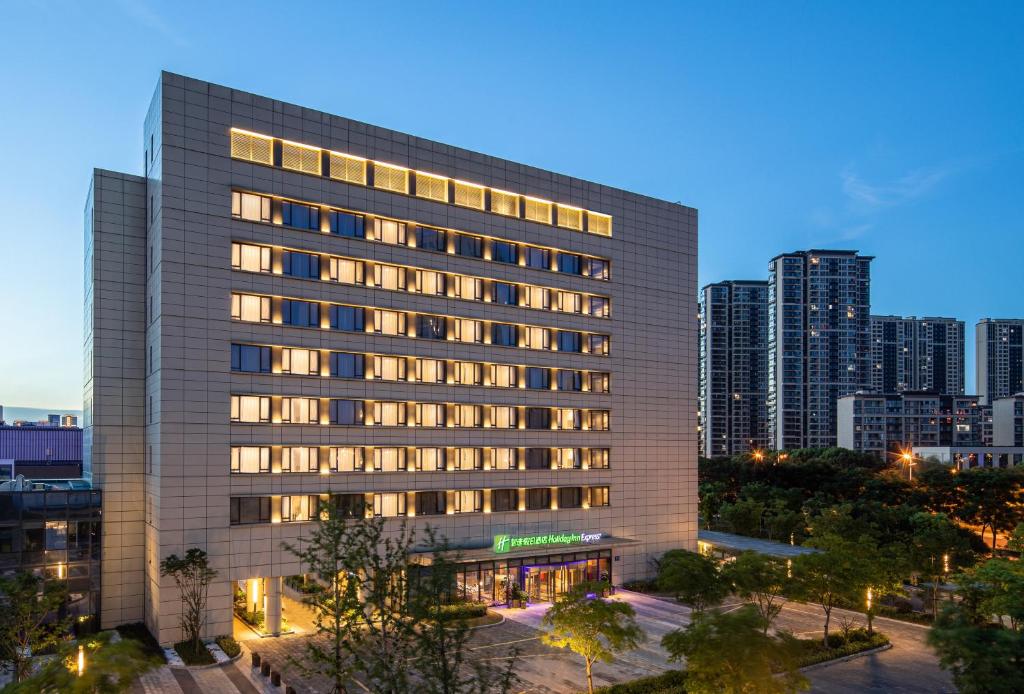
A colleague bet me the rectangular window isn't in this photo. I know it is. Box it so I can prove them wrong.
[415,171,448,202]
[282,299,320,327]
[373,163,409,194]
[373,401,407,426]
[587,212,612,237]
[415,226,447,252]
[230,395,270,423]
[231,293,271,323]
[584,258,609,280]
[417,315,447,340]
[588,296,610,318]
[334,493,366,518]
[526,367,550,390]
[589,334,610,355]
[492,282,518,306]
[375,218,407,245]
[490,406,518,429]
[374,309,407,336]
[557,205,583,231]
[492,241,518,264]
[588,372,610,393]
[373,264,408,291]
[558,487,583,509]
[373,447,407,472]
[526,408,551,430]
[330,305,365,332]
[329,447,364,472]
[557,370,583,392]
[525,247,550,270]
[281,397,319,424]
[454,318,483,343]
[416,403,446,427]
[455,234,483,258]
[555,408,582,430]
[491,323,518,346]
[415,269,447,296]
[329,210,365,238]
[282,201,321,230]
[281,447,319,473]
[589,411,610,431]
[231,344,271,373]
[491,489,517,512]
[453,181,485,209]
[330,352,365,379]
[329,152,367,185]
[523,198,552,224]
[283,251,321,279]
[556,449,582,471]
[374,355,407,381]
[230,497,271,525]
[453,276,483,301]
[557,291,582,314]
[588,486,611,506]
[282,495,320,522]
[524,327,551,350]
[490,189,519,216]
[557,331,582,353]
[231,242,271,272]
[373,492,407,517]
[230,130,273,165]
[588,449,610,469]
[557,252,582,275]
[230,446,270,474]
[281,348,320,376]
[526,487,551,510]
[453,404,482,428]
[524,286,550,310]
[416,448,445,472]
[454,448,482,471]
[415,491,446,516]
[453,490,482,514]
[329,399,365,425]
[329,257,364,285]
[491,364,518,388]
[453,361,483,385]
[281,141,321,175]
[415,358,446,383]
[491,448,517,471]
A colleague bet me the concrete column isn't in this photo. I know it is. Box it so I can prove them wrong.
[246,578,263,615]
[265,576,283,636]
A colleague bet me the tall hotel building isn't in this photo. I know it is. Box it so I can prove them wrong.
[869,316,965,395]
[699,281,769,457]
[83,73,697,642]
[767,250,872,449]
[976,319,1024,405]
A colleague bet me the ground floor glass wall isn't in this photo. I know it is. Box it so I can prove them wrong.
[451,549,612,605]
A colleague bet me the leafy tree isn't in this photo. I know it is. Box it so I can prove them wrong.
[959,468,1024,555]
[908,512,971,617]
[861,544,908,635]
[917,465,964,516]
[159,548,217,654]
[966,559,1024,631]
[698,481,728,529]
[723,551,788,633]
[790,535,866,647]
[541,582,644,694]
[719,498,765,536]
[657,549,729,614]
[1009,523,1024,554]
[0,571,71,682]
[662,604,808,694]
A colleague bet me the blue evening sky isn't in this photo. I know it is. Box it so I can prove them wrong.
[0,1,1021,408]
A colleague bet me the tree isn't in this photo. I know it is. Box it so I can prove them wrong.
[159,548,217,654]
[661,604,808,694]
[656,549,730,614]
[541,582,644,694]
[723,551,788,633]
[908,512,971,617]
[790,535,866,647]
[959,469,1024,556]
[0,571,70,682]
[966,559,1024,631]
[719,498,765,536]
[1009,523,1024,554]
[698,481,728,530]
[861,544,908,635]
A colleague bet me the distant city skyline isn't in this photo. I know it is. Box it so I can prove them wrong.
[1,2,1022,407]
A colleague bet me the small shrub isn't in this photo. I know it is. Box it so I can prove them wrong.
[237,609,265,628]
[794,632,890,667]
[593,669,688,693]
[434,602,488,621]
[621,579,658,593]
[216,635,241,658]
[116,621,168,663]
[174,639,216,665]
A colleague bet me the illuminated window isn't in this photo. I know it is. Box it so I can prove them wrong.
[373,309,407,336]
[374,218,407,245]
[453,276,483,301]
[557,291,582,314]
[281,397,319,424]
[556,448,582,470]
[281,348,320,376]
[281,447,318,473]
[281,141,322,175]
[373,162,409,193]
[373,448,407,472]
[374,356,407,381]
[329,446,364,472]
[230,129,273,165]
[454,318,483,343]
[415,358,446,384]
[524,198,552,224]
[230,293,271,323]
[588,334,610,356]
[454,448,482,471]
[329,258,364,285]
[453,181,485,209]
[587,212,612,236]
[416,172,449,202]
[453,490,483,514]
[490,364,517,388]
[416,448,445,471]
[415,403,446,427]
[587,486,611,507]
[588,410,610,431]
[588,449,610,469]
[231,242,271,273]
[230,395,270,423]
[415,270,447,296]
[373,402,407,426]
[491,448,516,470]
[281,495,318,521]
[230,446,270,474]
[524,286,550,310]
[453,361,482,385]
[490,189,519,217]
[373,492,407,517]
[373,264,407,291]
[557,205,583,231]
[329,152,367,185]
[453,404,483,427]
[588,372,610,394]
[555,408,582,430]
[490,406,518,429]
[231,191,271,222]
[524,326,551,350]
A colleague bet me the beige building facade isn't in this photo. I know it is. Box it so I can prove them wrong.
[84,72,697,644]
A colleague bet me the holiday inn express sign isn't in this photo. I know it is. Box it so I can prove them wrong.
[492,531,604,554]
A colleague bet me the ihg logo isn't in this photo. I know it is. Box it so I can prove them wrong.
[493,534,512,553]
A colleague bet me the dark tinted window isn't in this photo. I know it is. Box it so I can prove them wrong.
[526,367,549,389]
[492,241,518,264]
[525,488,551,510]
[416,226,446,252]
[491,323,517,346]
[330,352,365,378]
[557,253,582,275]
[282,202,320,230]
[493,282,518,305]
[455,234,483,258]
[230,497,271,525]
[329,210,365,238]
[491,489,517,512]
[282,251,320,279]
[525,448,551,470]
[415,491,447,516]
[557,331,582,353]
[526,408,551,429]
[558,487,583,509]
[330,306,365,331]
[329,400,365,425]
[282,299,320,327]
[231,344,271,373]
[417,315,447,340]
[557,370,583,391]
[333,494,365,518]
[525,247,550,269]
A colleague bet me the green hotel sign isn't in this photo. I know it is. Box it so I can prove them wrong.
[493,531,604,554]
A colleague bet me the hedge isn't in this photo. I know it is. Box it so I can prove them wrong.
[593,669,688,694]
[216,635,241,658]
[435,602,489,621]
[795,631,890,668]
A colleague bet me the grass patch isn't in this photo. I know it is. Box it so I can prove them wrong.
[593,669,688,694]
[174,640,216,666]
[793,629,890,668]
[116,622,168,663]
[215,635,241,658]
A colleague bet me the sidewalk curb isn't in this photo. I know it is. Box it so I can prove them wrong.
[800,643,893,673]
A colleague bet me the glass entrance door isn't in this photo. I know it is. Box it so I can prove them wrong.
[524,566,554,602]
